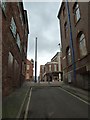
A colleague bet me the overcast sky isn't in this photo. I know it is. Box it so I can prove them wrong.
[23,1,62,77]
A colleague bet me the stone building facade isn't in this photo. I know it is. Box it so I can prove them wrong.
[1,2,29,96]
[51,52,62,81]
[58,1,90,89]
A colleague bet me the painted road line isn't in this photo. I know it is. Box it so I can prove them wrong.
[24,87,32,120]
[16,87,30,119]
[59,87,90,105]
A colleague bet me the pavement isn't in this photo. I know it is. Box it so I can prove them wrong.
[2,81,30,119]
[59,81,89,103]
[2,81,90,119]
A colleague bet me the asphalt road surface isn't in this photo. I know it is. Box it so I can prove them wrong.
[27,87,88,118]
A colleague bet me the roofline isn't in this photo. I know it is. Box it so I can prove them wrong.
[24,10,29,34]
[45,62,58,65]
[51,52,60,61]
[57,1,64,19]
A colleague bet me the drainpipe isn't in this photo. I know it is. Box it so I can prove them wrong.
[66,1,76,82]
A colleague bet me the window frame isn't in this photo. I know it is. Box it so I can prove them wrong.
[54,64,57,72]
[64,21,68,38]
[78,32,87,58]
[63,6,66,17]
[73,2,81,24]
[10,17,17,38]
[27,64,30,70]
[16,33,21,52]
[49,65,52,72]
[66,47,72,66]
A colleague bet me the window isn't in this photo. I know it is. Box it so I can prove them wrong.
[26,73,29,79]
[20,12,23,26]
[24,45,26,53]
[8,52,13,75]
[17,2,20,8]
[17,33,21,49]
[64,22,68,38]
[54,65,57,71]
[1,0,6,14]
[49,65,51,72]
[8,52,13,66]
[73,3,81,23]
[10,17,16,38]
[66,47,72,65]
[63,7,66,17]
[27,65,29,70]
[78,32,87,57]
[17,2,23,26]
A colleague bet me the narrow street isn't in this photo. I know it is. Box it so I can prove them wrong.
[26,86,88,118]
[1,1,90,120]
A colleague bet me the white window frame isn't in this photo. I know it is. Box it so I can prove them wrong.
[54,64,57,72]
[49,65,51,72]
[27,65,29,70]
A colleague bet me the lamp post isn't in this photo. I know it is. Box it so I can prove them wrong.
[35,37,37,83]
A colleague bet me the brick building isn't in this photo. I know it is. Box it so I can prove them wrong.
[40,65,45,82]
[26,59,34,81]
[58,1,90,89]
[40,52,62,82]
[1,1,29,96]
[43,62,59,82]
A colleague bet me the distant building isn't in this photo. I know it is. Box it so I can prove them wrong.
[26,59,34,81]
[2,2,29,96]
[40,52,62,82]
[58,1,90,89]
[51,52,62,81]
[40,65,45,82]
[43,62,59,82]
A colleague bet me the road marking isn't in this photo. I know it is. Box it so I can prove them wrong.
[24,87,32,120]
[59,87,90,105]
[16,88,30,119]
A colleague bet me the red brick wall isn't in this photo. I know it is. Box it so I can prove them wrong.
[45,63,58,72]
[58,2,90,89]
[2,2,29,96]
[26,59,33,81]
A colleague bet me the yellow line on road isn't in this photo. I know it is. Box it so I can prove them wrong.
[24,87,32,120]
[59,87,90,105]
[16,88,30,119]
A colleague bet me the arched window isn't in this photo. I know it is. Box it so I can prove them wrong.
[66,47,72,65]
[64,21,68,38]
[73,2,81,23]
[78,32,87,57]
